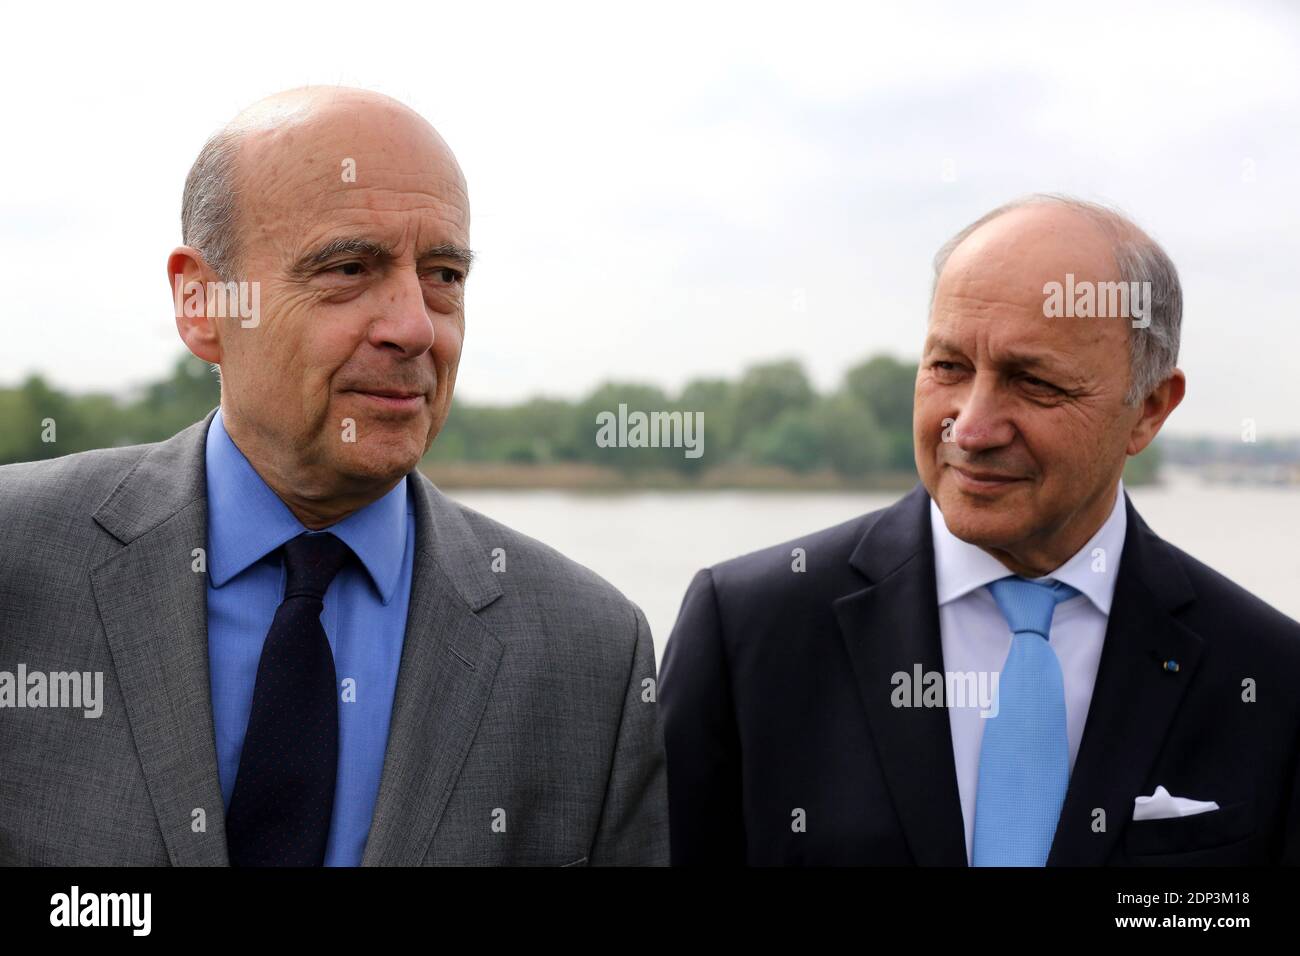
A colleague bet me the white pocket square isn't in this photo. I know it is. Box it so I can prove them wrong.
[1132,785,1220,821]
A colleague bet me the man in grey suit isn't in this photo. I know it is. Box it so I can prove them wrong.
[0,87,666,866]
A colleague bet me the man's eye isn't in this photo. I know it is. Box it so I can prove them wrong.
[1022,375,1060,393]
[426,267,464,285]
[328,261,366,277]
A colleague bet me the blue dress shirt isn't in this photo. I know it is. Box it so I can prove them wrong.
[204,407,415,866]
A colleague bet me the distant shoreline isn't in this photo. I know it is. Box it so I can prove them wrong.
[420,461,924,493]
[415,462,1300,493]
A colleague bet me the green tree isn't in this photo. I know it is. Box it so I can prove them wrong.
[811,392,890,477]
[843,355,918,470]
[747,406,824,473]
[675,377,736,475]
[730,360,815,450]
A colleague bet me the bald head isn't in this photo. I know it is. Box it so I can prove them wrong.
[182,86,465,280]
[171,86,473,528]
[929,194,1181,406]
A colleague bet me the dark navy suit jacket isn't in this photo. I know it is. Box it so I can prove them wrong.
[660,484,1300,865]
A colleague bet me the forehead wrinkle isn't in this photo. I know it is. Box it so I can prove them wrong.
[231,113,468,240]
[322,186,469,228]
[269,187,468,259]
[926,320,1085,378]
[938,270,1053,309]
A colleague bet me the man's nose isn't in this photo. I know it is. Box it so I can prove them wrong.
[367,269,437,357]
[953,373,1016,453]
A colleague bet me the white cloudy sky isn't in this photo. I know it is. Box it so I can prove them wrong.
[3,0,1297,437]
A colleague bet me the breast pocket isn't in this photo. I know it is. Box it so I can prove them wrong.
[1124,798,1255,864]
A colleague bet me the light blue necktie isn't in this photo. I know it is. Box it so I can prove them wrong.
[972,575,1080,867]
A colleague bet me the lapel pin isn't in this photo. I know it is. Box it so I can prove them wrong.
[1162,659,1180,673]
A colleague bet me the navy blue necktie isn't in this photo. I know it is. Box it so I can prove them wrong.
[226,531,351,867]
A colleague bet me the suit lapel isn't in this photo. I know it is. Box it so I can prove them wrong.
[834,485,968,865]
[90,407,229,865]
[361,474,505,865]
[1047,493,1202,864]
[89,410,509,866]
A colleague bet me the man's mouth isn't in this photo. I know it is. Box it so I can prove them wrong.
[346,388,426,412]
[949,464,1025,492]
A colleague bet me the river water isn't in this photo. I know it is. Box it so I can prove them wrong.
[451,471,1300,661]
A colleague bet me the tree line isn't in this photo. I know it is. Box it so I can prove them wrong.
[0,352,1160,483]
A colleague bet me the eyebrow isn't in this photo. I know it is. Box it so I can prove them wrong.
[925,338,1069,376]
[289,237,475,277]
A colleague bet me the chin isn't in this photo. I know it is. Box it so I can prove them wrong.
[339,441,422,484]
[934,484,1030,550]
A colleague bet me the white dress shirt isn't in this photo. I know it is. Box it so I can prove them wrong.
[929,481,1127,864]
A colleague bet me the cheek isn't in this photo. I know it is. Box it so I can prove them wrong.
[912,386,946,446]
[1017,412,1097,481]
[279,307,365,384]
[252,301,311,366]
[431,315,464,371]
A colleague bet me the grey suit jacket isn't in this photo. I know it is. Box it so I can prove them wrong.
[0,407,667,865]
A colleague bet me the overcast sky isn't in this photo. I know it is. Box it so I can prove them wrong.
[3,0,1297,437]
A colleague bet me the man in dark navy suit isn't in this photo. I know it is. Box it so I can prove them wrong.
[660,195,1300,865]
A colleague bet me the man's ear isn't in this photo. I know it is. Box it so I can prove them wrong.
[168,247,223,365]
[1126,368,1186,456]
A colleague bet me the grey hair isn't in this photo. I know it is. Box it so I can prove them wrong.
[181,128,243,281]
[929,193,1182,405]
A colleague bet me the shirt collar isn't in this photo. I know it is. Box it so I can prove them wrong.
[204,406,409,604]
[929,479,1127,615]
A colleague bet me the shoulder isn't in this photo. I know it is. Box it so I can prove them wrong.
[0,441,167,604]
[665,503,886,644]
[0,442,155,531]
[431,490,647,653]
[708,509,876,593]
